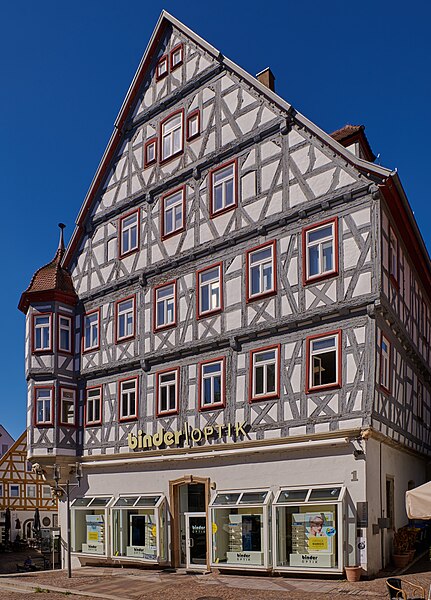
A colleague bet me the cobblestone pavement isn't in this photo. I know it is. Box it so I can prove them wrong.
[0,556,430,600]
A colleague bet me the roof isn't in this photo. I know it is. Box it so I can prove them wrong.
[330,124,376,162]
[18,225,78,314]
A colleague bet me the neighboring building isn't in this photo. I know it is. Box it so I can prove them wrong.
[19,12,431,576]
[0,425,14,458]
[0,432,58,542]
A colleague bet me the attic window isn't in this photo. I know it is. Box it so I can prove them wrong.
[144,138,157,168]
[170,44,183,71]
[160,111,184,162]
[187,110,200,141]
[156,55,168,80]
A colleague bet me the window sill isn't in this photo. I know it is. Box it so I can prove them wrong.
[249,392,279,403]
[304,270,339,286]
[199,402,225,412]
[210,203,237,219]
[119,248,139,260]
[306,382,341,394]
[197,308,223,320]
[246,289,277,304]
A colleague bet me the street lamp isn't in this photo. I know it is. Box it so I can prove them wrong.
[53,462,82,578]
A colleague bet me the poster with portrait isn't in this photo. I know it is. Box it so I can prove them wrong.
[289,511,336,568]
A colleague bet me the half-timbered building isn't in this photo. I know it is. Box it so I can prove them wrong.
[19,12,431,576]
[0,432,58,542]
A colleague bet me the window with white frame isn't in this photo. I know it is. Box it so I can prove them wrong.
[170,45,183,70]
[161,112,183,161]
[10,484,20,498]
[308,332,340,391]
[83,311,99,351]
[86,387,102,425]
[380,334,391,391]
[120,211,139,256]
[60,388,76,426]
[58,315,72,353]
[210,162,236,215]
[200,359,224,408]
[27,484,36,498]
[119,378,138,420]
[389,229,398,283]
[162,188,184,238]
[157,369,179,414]
[187,111,200,140]
[155,282,176,330]
[35,388,52,425]
[145,138,157,167]
[304,220,337,282]
[156,55,168,79]
[33,314,51,351]
[42,485,52,499]
[198,264,222,316]
[247,242,276,300]
[116,297,135,342]
[250,347,279,400]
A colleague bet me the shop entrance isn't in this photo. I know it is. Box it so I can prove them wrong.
[169,476,210,569]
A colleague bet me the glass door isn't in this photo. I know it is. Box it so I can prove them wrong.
[185,512,207,569]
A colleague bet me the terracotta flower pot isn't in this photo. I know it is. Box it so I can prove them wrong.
[393,553,410,569]
[345,566,362,582]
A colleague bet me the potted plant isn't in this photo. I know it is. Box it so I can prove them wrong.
[392,528,410,568]
[406,527,419,562]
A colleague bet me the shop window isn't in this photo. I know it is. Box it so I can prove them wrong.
[303,219,338,284]
[111,495,167,562]
[380,334,391,393]
[59,388,76,426]
[115,296,135,343]
[144,138,157,168]
[83,310,100,352]
[119,210,139,257]
[246,241,277,302]
[154,281,176,331]
[119,377,138,421]
[27,484,36,498]
[197,263,222,317]
[34,387,53,426]
[161,187,185,239]
[32,313,52,352]
[156,368,179,416]
[160,111,183,162]
[306,331,341,393]
[389,228,399,287]
[250,345,280,402]
[199,357,225,410]
[71,497,112,555]
[85,387,102,426]
[10,484,20,498]
[210,490,271,568]
[170,44,183,70]
[58,314,72,354]
[187,110,200,141]
[209,160,237,217]
[156,55,168,80]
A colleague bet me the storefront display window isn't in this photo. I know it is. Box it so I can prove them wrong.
[273,486,345,572]
[210,490,271,568]
[111,495,167,562]
[71,497,112,555]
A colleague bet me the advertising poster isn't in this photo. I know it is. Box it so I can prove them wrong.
[290,511,336,568]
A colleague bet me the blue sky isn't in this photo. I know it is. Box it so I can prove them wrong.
[1,0,430,439]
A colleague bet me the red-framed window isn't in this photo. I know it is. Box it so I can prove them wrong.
[156,367,180,416]
[249,345,280,402]
[246,240,277,302]
[115,296,136,343]
[161,186,186,240]
[186,110,200,141]
[85,386,102,426]
[379,333,391,393]
[197,263,223,318]
[82,308,100,353]
[199,357,226,410]
[153,281,177,331]
[144,138,158,168]
[302,218,339,285]
[119,209,140,258]
[34,386,54,426]
[306,330,342,393]
[58,314,73,354]
[32,313,52,353]
[389,227,399,288]
[209,159,238,217]
[59,387,76,427]
[160,110,184,163]
[170,43,183,71]
[156,54,168,80]
[118,377,139,422]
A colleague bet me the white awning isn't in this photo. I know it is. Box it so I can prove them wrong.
[406,482,431,519]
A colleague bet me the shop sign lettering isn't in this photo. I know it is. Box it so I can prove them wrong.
[128,422,248,451]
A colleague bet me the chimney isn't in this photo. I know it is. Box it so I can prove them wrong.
[256,67,275,92]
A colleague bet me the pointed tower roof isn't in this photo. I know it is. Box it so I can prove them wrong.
[18,224,78,314]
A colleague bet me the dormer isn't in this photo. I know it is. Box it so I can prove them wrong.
[330,124,376,162]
